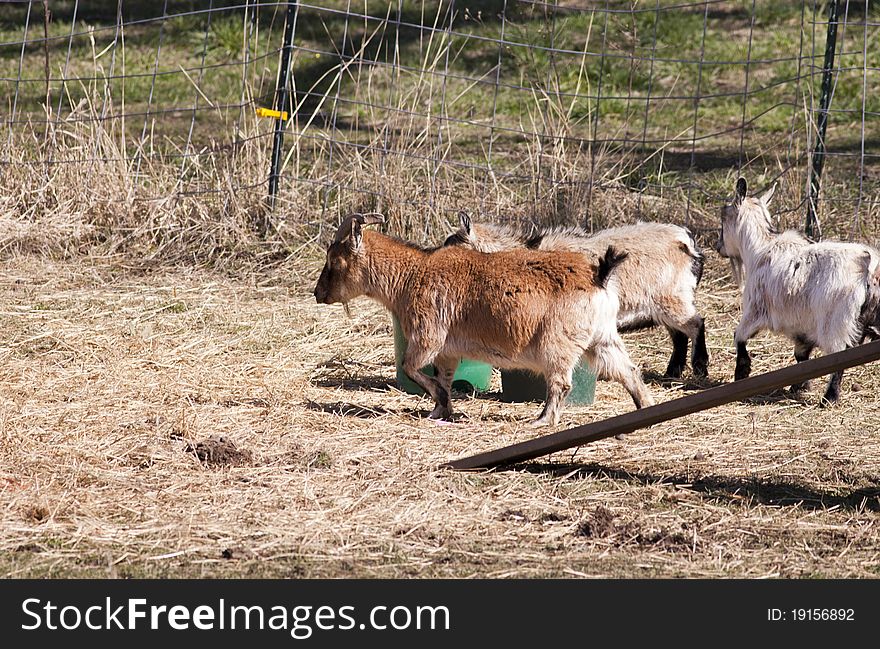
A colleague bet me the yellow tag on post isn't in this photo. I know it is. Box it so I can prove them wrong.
[255,107,289,120]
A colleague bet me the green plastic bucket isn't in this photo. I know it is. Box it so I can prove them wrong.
[500,360,596,405]
[392,316,493,395]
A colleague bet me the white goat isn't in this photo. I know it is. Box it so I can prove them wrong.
[314,213,654,427]
[717,177,880,403]
[443,213,709,379]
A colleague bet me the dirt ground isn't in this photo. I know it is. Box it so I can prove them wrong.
[2,248,880,578]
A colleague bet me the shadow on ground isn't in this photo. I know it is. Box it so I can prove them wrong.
[505,461,880,512]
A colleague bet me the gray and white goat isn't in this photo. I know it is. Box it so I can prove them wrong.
[717,177,880,404]
[443,213,709,379]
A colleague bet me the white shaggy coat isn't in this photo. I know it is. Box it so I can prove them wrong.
[718,178,880,403]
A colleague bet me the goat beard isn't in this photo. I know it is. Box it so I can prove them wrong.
[728,256,745,288]
[342,300,352,318]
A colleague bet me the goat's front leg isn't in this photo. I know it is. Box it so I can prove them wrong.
[789,336,815,394]
[821,369,844,407]
[430,354,459,420]
[819,343,849,407]
[529,366,573,428]
[691,315,710,378]
[733,317,762,381]
[734,340,751,381]
[402,343,453,420]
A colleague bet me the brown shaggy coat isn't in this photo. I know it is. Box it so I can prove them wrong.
[443,214,709,378]
[314,215,653,426]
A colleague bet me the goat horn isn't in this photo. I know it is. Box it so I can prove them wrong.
[332,215,359,243]
[332,212,386,242]
[357,212,386,226]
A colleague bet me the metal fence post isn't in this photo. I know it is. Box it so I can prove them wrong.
[806,0,840,240]
[265,1,299,230]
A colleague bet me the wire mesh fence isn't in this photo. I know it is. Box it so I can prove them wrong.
[1,1,878,252]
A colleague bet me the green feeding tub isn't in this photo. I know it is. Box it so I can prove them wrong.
[391,315,595,404]
[392,316,493,395]
[500,360,597,405]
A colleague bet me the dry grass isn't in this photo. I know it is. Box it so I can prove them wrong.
[2,247,880,579]
[2,0,878,580]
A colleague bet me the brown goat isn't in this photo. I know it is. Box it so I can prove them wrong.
[314,214,654,427]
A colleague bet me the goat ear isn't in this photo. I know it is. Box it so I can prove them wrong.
[349,219,363,252]
[734,177,747,205]
[761,183,777,206]
[333,214,356,243]
[458,210,471,235]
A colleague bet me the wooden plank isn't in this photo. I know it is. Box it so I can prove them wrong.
[443,339,880,471]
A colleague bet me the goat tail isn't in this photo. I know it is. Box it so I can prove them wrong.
[681,227,706,286]
[596,245,629,289]
[861,262,880,342]
[690,249,706,286]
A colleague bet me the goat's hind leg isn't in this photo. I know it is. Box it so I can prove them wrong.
[824,300,880,404]
[589,335,655,410]
[586,336,654,440]
[664,314,709,379]
[664,328,689,379]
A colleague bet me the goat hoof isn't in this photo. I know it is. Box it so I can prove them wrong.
[818,395,838,408]
[663,365,684,380]
[428,406,453,420]
[693,362,709,378]
[527,418,554,429]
